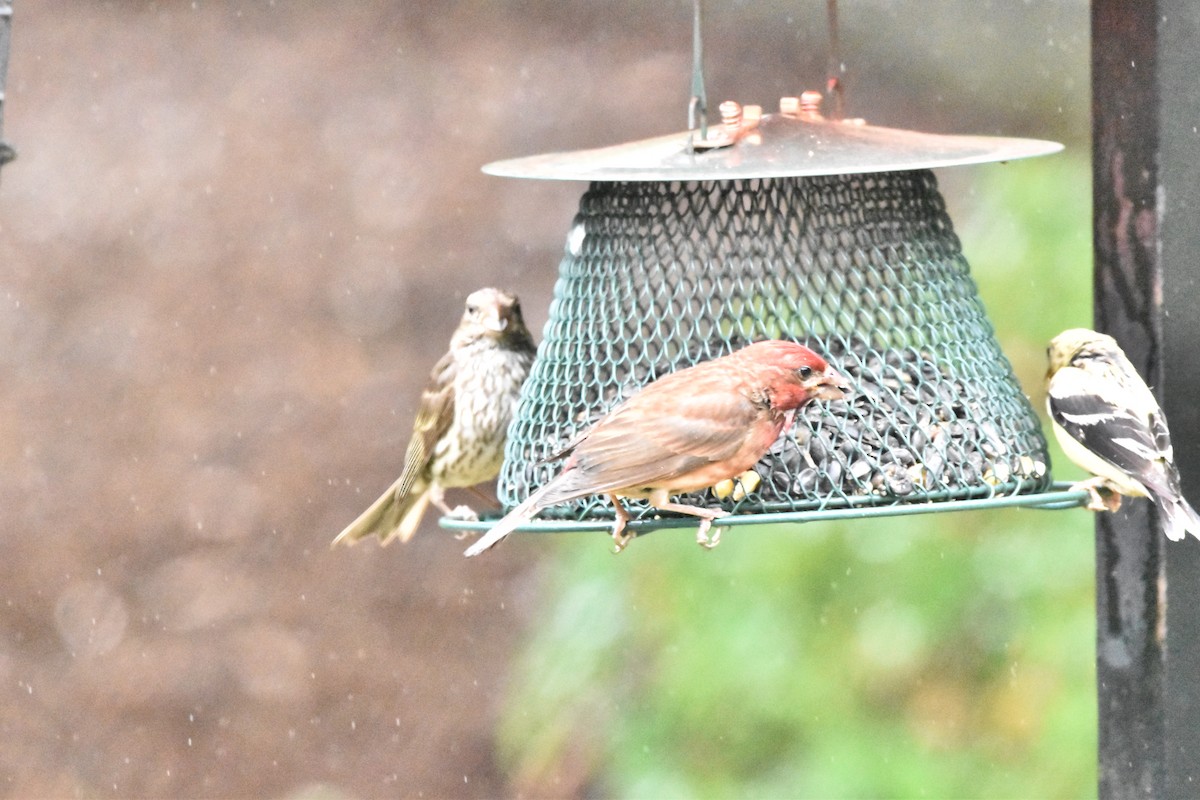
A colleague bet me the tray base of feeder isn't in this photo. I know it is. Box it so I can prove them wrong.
[440,483,1092,539]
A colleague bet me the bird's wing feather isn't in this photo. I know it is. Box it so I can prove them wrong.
[1048,366,1172,496]
[540,371,765,502]
[1148,408,1174,462]
[395,350,457,498]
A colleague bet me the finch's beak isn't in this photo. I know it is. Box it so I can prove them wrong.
[804,367,850,401]
[484,314,509,333]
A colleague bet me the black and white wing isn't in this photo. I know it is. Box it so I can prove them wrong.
[1047,364,1173,499]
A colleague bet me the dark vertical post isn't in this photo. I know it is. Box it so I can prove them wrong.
[1093,2,1200,797]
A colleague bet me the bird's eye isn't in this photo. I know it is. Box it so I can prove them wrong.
[798,365,814,379]
[466,304,479,315]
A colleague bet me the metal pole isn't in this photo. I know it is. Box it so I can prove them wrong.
[1092,1,1200,796]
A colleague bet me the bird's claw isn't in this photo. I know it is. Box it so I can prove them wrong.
[610,515,634,554]
[1072,478,1122,513]
[1096,489,1122,513]
[694,514,728,550]
[446,505,480,521]
[611,529,635,554]
[447,506,480,538]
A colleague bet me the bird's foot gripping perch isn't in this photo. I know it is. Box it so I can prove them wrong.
[443,504,480,522]
[1070,476,1123,513]
[609,495,635,553]
[694,516,729,550]
[652,500,729,550]
[608,495,731,553]
[432,493,481,539]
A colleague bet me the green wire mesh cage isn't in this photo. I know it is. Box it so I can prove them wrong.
[496,170,1053,523]
[432,107,1088,536]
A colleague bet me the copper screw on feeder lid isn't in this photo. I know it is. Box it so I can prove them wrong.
[718,101,763,133]
[691,99,763,151]
[779,92,826,120]
[719,100,743,133]
[799,91,824,118]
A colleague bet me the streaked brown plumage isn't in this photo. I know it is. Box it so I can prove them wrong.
[463,340,848,556]
[333,288,536,547]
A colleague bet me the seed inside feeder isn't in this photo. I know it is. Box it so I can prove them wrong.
[493,161,1054,523]
[752,337,1049,507]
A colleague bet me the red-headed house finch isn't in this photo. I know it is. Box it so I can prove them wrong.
[333,288,537,547]
[463,340,848,557]
[1046,327,1200,541]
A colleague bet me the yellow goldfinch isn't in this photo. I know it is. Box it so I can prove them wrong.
[1046,327,1200,541]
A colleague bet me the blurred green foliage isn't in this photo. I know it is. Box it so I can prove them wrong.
[498,153,1096,798]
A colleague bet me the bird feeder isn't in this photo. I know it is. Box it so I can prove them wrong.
[444,94,1086,540]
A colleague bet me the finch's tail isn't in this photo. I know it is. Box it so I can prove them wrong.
[332,479,430,547]
[463,483,554,557]
[1158,493,1200,542]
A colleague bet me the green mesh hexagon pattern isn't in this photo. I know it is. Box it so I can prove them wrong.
[499,170,1052,521]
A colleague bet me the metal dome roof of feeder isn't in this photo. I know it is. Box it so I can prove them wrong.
[482,104,1063,182]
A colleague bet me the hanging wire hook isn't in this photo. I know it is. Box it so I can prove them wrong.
[825,0,845,121]
[688,0,709,150]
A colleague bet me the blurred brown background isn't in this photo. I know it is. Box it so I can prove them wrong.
[0,2,1084,797]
